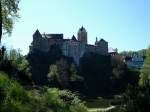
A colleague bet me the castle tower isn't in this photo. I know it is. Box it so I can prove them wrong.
[77,26,87,44]
[32,29,49,52]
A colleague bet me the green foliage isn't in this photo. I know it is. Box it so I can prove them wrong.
[27,45,63,85]
[8,49,31,74]
[85,98,111,108]
[111,55,126,79]
[48,64,58,81]
[120,49,146,57]
[0,72,31,112]
[0,72,87,112]
[111,55,139,94]
[121,85,150,112]
[4,49,22,60]
[27,89,51,112]
[70,64,83,82]
[29,45,137,97]
[48,59,84,89]
[118,47,150,112]
[139,47,150,87]
[1,0,20,35]
[79,52,139,97]
[48,59,70,88]
[0,49,32,84]
[79,52,112,96]
[43,88,87,112]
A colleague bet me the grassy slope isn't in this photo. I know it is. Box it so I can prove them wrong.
[0,72,87,112]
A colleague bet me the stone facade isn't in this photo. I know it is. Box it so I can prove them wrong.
[77,26,87,44]
[30,27,109,64]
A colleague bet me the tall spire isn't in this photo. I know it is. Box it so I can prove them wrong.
[80,26,86,32]
[33,29,41,37]
[96,37,98,42]
[81,26,84,30]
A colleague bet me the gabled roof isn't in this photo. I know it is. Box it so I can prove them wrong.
[99,38,107,43]
[72,35,77,41]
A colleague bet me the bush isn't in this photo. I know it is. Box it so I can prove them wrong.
[0,49,32,85]
[0,72,31,112]
[0,72,87,112]
[119,85,150,112]
[45,88,87,112]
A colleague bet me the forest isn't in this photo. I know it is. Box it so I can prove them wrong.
[0,45,150,112]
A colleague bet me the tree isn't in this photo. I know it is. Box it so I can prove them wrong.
[122,85,150,112]
[139,47,150,88]
[0,72,88,112]
[48,64,59,87]
[48,58,83,89]
[79,52,112,96]
[120,47,150,112]
[1,0,20,43]
[120,49,147,57]
[111,55,139,94]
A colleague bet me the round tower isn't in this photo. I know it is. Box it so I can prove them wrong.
[77,26,87,44]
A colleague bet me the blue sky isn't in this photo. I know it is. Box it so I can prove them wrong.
[2,0,150,55]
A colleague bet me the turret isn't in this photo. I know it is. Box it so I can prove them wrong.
[32,29,49,52]
[32,29,42,47]
[33,29,42,39]
[77,26,87,44]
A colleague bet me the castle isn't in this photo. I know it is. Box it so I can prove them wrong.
[30,26,108,64]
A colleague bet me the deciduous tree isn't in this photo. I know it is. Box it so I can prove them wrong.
[139,47,150,88]
[0,0,20,43]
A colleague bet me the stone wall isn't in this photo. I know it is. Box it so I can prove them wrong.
[62,40,85,64]
[31,30,109,65]
[32,30,49,52]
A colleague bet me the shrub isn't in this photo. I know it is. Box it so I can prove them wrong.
[0,72,87,112]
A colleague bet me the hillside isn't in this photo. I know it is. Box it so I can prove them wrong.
[0,72,87,112]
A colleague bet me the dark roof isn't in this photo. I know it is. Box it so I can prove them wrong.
[86,44,95,47]
[100,38,107,42]
[33,29,41,37]
[72,35,77,41]
[63,39,70,41]
[79,26,86,32]
[35,29,40,34]
[95,38,108,44]
[45,34,63,39]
